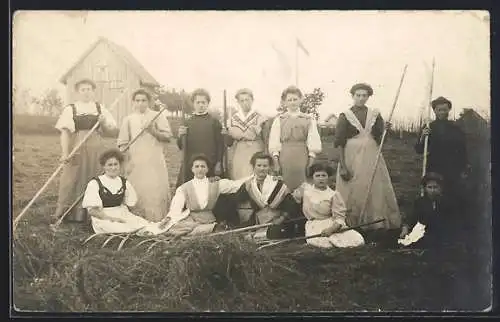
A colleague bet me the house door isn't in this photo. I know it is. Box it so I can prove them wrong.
[94,60,111,114]
[109,79,125,126]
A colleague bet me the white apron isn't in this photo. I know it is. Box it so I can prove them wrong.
[335,108,401,230]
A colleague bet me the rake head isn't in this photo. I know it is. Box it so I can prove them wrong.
[81,232,132,250]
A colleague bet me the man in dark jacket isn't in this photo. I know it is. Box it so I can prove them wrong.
[415,96,468,213]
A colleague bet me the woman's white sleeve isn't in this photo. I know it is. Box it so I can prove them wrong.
[82,180,103,209]
[268,117,282,157]
[307,118,322,157]
[54,106,76,133]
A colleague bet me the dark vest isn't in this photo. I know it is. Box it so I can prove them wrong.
[94,176,127,208]
[71,102,101,131]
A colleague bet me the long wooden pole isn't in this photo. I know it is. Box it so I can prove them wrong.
[50,105,170,230]
[295,40,299,87]
[421,58,436,196]
[13,88,129,233]
[358,65,408,226]
[222,90,229,177]
[181,97,187,183]
[256,218,386,251]
[187,217,305,240]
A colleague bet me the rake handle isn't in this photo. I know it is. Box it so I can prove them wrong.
[52,105,168,229]
[359,64,408,224]
[187,216,305,239]
[421,57,435,197]
[257,218,385,250]
[14,89,130,233]
[15,111,102,233]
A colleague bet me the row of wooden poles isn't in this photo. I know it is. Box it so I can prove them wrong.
[13,61,436,243]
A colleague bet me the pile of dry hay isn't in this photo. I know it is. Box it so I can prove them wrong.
[13,224,328,312]
[12,216,490,312]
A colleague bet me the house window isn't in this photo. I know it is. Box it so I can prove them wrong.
[95,61,109,82]
[110,79,124,89]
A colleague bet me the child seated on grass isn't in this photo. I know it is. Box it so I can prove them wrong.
[398,172,453,248]
[292,163,365,248]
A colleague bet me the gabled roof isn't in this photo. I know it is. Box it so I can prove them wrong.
[59,36,160,87]
[324,113,338,122]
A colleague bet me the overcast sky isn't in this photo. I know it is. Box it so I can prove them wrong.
[12,10,490,121]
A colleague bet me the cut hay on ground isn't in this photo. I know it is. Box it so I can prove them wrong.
[13,216,491,312]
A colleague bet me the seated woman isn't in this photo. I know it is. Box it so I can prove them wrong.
[155,154,251,236]
[232,151,304,240]
[82,149,151,234]
[292,163,365,248]
[398,172,454,248]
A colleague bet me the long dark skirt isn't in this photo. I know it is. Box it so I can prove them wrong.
[54,131,105,223]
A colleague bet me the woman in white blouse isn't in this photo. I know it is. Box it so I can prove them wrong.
[154,154,251,237]
[293,163,365,248]
[54,79,118,224]
[268,86,322,191]
[117,89,173,222]
[82,149,151,234]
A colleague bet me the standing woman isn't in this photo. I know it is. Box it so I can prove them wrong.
[226,88,268,179]
[334,83,401,231]
[54,78,118,224]
[268,86,322,191]
[117,89,173,222]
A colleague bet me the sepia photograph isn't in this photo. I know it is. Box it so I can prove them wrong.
[11,10,491,313]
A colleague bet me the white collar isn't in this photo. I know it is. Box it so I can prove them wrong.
[236,108,255,121]
[192,177,209,183]
[254,174,272,184]
[312,184,332,193]
[76,100,95,105]
[136,108,152,115]
[252,175,277,202]
[100,174,120,181]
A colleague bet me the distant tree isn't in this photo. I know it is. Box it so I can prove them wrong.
[34,88,63,116]
[12,87,35,114]
[276,87,324,120]
[154,86,193,117]
[300,88,324,120]
[179,89,194,116]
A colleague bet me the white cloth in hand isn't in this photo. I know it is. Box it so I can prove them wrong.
[397,222,426,246]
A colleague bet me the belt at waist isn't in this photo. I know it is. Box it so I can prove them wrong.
[190,210,216,224]
[235,138,262,142]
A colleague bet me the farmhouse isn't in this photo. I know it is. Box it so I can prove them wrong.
[59,36,160,126]
[320,113,338,128]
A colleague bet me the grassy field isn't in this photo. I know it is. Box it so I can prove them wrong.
[11,119,492,313]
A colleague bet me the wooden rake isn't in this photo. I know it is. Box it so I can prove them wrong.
[182,216,306,240]
[82,226,146,251]
[51,105,169,233]
[14,89,130,235]
[256,218,385,251]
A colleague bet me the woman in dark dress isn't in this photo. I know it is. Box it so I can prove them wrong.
[54,79,118,224]
[415,96,468,212]
[334,83,401,234]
